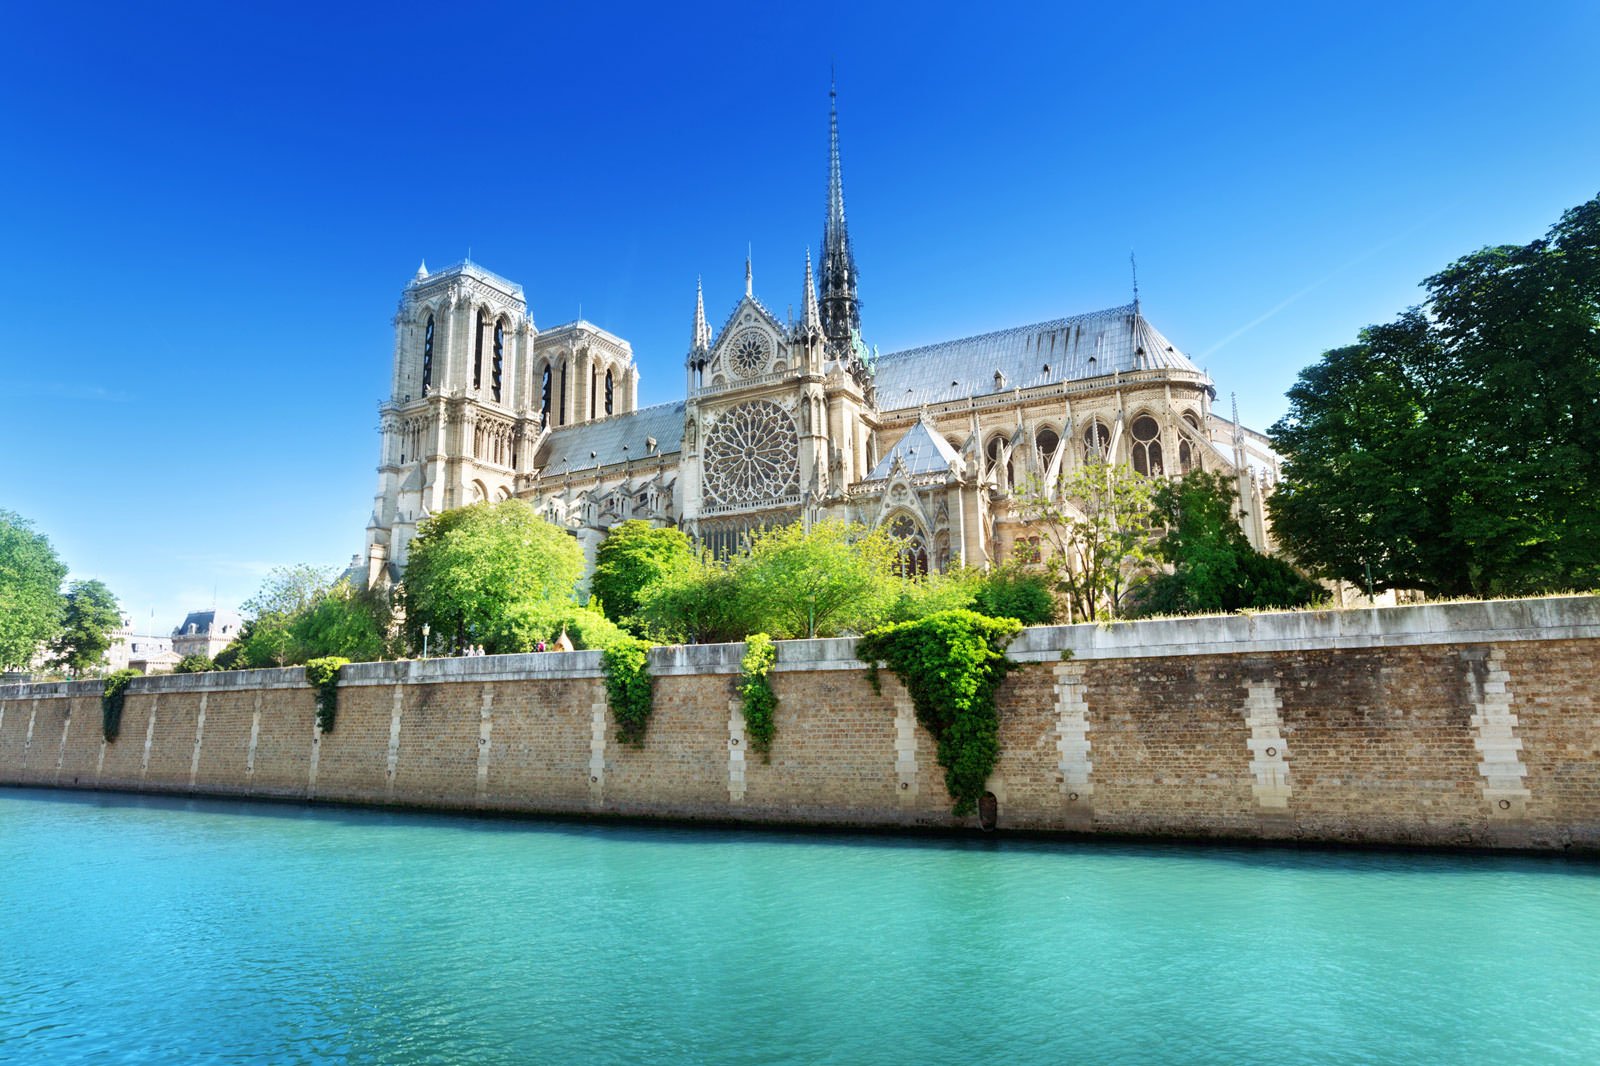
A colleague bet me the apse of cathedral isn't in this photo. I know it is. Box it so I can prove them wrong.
[361,90,1282,588]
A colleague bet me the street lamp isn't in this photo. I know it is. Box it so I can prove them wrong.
[421,622,431,659]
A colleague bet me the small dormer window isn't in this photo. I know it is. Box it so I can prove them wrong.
[994,370,1006,390]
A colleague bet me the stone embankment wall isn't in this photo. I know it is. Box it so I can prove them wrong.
[3,597,1598,850]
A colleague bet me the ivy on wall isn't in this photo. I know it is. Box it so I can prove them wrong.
[738,633,778,760]
[304,657,351,733]
[100,669,142,742]
[856,610,1021,816]
[602,636,654,747]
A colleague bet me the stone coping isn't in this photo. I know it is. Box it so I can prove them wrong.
[2,595,1594,699]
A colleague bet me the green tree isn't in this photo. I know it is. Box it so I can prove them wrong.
[973,562,1056,625]
[0,510,68,671]
[173,654,218,674]
[50,579,122,676]
[1271,195,1600,596]
[401,499,584,654]
[590,520,694,636]
[636,553,750,645]
[291,579,390,662]
[1014,459,1157,621]
[734,519,899,639]
[1134,471,1321,616]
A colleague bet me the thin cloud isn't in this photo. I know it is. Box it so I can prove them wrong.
[1198,200,1464,359]
[15,382,135,402]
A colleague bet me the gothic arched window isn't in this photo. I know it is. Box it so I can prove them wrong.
[559,362,568,426]
[605,369,614,415]
[590,367,598,419]
[1083,420,1111,462]
[888,514,929,577]
[422,315,434,394]
[985,434,1012,488]
[1036,427,1060,475]
[540,366,552,422]
[492,321,504,402]
[474,310,487,390]
[1179,411,1202,473]
[1131,415,1164,476]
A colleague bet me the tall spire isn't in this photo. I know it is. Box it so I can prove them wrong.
[801,247,821,332]
[745,246,753,298]
[692,276,710,350]
[819,75,860,348]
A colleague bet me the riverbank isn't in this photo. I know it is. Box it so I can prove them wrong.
[3,596,1597,851]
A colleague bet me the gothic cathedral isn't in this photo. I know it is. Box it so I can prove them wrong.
[361,90,1281,587]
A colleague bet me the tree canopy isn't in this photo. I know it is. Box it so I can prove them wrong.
[1014,459,1157,621]
[734,519,900,639]
[401,499,585,654]
[1270,194,1600,597]
[589,520,693,636]
[50,579,123,676]
[0,511,68,671]
[1133,471,1321,616]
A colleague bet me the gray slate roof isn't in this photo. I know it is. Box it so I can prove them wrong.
[874,304,1204,411]
[867,420,961,480]
[536,401,686,473]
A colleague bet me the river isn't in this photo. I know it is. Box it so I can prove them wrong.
[2,788,1596,1063]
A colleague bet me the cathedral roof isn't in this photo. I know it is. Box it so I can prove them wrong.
[536,401,686,475]
[873,304,1206,412]
[865,419,962,480]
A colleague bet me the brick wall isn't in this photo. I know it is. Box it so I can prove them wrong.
[2,597,1597,851]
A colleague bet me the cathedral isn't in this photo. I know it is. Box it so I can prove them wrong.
[360,91,1282,588]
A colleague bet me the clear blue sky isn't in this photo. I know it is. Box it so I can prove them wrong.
[3,1,1597,634]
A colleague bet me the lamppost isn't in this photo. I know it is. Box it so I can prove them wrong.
[421,622,431,659]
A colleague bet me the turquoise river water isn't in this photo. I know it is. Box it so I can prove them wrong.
[2,788,1597,1064]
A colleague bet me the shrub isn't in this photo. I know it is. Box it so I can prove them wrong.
[856,610,1021,816]
[973,565,1056,625]
[303,656,350,733]
[738,633,778,760]
[173,654,217,674]
[101,669,142,742]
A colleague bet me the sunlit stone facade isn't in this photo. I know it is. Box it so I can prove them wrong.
[361,94,1280,587]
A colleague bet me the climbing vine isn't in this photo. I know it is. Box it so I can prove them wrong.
[304,656,351,733]
[739,633,778,760]
[856,610,1021,816]
[602,636,654,747]
[101,669,142,742]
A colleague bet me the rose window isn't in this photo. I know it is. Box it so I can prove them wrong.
[702,400,799,508]
[729,330,770,379]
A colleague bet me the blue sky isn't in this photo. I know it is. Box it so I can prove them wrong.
[3,1,1597,634]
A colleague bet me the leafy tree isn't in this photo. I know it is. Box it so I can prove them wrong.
[229,614,299,668]
[590,520,693,636]
[973,563,1056,625]
[636,553,750,645]
[734,519,899,639]
[1271,195,1600,596]
[244,564,337,619]
[401,499,584,654]
[0,510,68,671]
[291,580,390,663]
[173,654,218,674]
[1133,471,1321,616]
[1014,459,1157,621]
[50,579,122,676]
[884,567,982,624]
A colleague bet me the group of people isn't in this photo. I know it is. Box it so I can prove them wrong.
[454,631,573,657]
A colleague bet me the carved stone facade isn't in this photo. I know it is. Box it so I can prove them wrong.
[361,96,1281,588]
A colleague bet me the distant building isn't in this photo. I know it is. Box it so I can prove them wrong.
[172,609,243,660]
[106,616,181,675]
